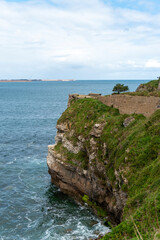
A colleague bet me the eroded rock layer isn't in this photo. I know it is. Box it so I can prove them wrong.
[47,109,128,225]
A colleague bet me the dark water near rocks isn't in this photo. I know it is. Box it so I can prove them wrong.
[0,80,148,240]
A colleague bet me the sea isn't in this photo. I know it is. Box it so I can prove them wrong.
[0,80,148,240]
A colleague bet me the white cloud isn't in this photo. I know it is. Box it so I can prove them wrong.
[145,60,160,68]
[0,0,160,79]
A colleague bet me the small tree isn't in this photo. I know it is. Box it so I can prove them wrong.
[112,83,129,94]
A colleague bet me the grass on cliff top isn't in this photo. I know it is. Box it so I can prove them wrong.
[142,79,159,89]
[57,98,160,240]
[58,98,120,138]
[123,91,160,97]
[123,79,160,97]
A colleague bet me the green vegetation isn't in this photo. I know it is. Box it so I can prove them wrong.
[82,194,108,218]
[58,98,119,138]
[55,95,160,239]
[112,83,129,94]
[124,79,160,97]
[124,91,160,97]
[143,79,159,90]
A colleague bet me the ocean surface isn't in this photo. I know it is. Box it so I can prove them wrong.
[0,80,148,240]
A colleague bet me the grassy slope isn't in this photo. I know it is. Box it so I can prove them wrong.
[57,98,160,240]
[124,80,160,97]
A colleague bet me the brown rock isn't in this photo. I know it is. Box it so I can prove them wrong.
[90,123,106,138]
[47,141,127,225]
[65,228,72,233]
[89,220,98,227]
[123,117,135,127]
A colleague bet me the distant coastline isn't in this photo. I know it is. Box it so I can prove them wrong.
[0,79,75,82]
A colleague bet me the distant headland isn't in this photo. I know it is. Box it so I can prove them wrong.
[0,79,75,82]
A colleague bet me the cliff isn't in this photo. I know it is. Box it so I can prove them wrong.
[136,79,160,93]
[47,101,126,225]
[125,79,160,97]
[47,84,160,239]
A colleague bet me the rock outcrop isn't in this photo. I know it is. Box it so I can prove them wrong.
[123,116,135,127]
[136,79,160,93]
[47,122,127,225]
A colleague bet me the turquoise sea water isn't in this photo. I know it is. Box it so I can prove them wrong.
[0,80,148,240]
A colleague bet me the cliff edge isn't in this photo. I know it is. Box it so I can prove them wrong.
[47,81,160,240]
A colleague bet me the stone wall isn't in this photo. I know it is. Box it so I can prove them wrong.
[98,95,160,117]
[68,94,160,117]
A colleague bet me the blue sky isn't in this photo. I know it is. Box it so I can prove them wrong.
[105,0,160,13]
[6,0,160,12]
[0,0,160,79]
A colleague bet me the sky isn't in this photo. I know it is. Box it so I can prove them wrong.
[0,0,160,80]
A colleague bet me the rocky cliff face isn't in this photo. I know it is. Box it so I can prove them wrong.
[47,121,127,225]
[47,98,130,225]
[47,94,160,239]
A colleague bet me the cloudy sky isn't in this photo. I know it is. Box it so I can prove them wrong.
[0,0,160,79]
